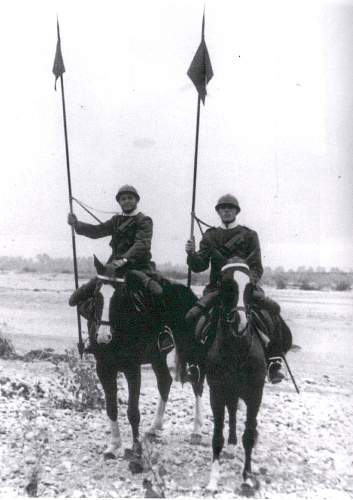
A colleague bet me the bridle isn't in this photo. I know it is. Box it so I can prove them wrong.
[220,262,251,338]
[93,275,125,332]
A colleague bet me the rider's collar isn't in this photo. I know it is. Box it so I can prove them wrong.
[219,220,238,230]
[121,208,140,217]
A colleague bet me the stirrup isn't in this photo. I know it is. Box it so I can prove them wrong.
[157,325,175,352]
[267,356,285,383]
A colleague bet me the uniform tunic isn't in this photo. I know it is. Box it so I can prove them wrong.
[187,224,263,289]
[73,212,153,270]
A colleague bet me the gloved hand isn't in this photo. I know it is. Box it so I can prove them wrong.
[185,238,195,254]
[67,213,78,226]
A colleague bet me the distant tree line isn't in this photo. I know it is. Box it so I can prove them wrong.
[0,254,352,291]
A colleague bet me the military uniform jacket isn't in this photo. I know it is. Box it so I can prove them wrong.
[74,212,153,270]
[187,225,263,287]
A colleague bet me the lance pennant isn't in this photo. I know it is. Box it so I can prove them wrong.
[187,13,214,104]
[52,20,66,90]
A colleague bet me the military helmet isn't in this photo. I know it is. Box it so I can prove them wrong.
[215,194,240,213]
[116,185,140,202]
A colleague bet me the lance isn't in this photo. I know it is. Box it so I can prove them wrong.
[186,12,213,287]
[53,19,84,358]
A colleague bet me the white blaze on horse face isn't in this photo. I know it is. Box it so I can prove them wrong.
[233,269,250,331]
[96,282,114,344]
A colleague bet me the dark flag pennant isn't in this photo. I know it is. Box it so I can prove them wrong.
[53,21,65,90]
[187,14,213,104]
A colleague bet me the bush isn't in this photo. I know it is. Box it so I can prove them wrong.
[275,278,287,290]
[52,349,105,410]
[335,281,351,291]
[299,281,317,291]
[21,266,38,273]
[0,332,16,359]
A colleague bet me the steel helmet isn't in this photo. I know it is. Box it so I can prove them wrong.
[116,185,140,202]
[215,194,241,213]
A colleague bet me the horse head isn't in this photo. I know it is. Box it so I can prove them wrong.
[92,255,125,345]
[218,257,251,338]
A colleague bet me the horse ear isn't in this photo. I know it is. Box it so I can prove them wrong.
[93,255,105,275]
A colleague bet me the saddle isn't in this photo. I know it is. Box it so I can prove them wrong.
[195,301,292,357]
[250,307,292,355]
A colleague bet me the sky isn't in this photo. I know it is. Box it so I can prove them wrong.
[0,0,352,270]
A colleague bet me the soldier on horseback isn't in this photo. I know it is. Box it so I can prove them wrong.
[67,185,174,353]
[185,193,286,384]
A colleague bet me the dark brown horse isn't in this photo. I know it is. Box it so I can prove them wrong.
[205,261,285,492]
[90,257,205,465]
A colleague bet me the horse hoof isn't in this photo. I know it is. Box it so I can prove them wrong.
[129,459,144,474]
[241,475,260,494]
[145,429,162,442]
[124,448,134,460]
[103,451,117,460]
[205,483,217,494]
[190,433,202,445]
[223,444,236,459]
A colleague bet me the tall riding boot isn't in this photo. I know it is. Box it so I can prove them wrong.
[128,270,174,352]
[185,290,220,325]
[252,288,281,315]
[84,319,98,354]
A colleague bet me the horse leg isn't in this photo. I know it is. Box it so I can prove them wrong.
[124,366,142,457]
[206,382,225,493]
[147,357,172,437]
[241,386,263,491]
[223,397,238,459]
[190,371,205,445]
[96,361,121,459]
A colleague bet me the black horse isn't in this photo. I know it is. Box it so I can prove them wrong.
[88,256,205,462]
[205,260,292,492]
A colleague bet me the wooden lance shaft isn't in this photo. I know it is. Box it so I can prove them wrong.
[187,94,201,288]
[59,74,84,358]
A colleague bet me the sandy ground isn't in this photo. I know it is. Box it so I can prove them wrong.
[0,271,352,498]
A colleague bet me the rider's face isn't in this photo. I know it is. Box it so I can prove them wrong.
[217,205,238,225]
[118,193,138,213]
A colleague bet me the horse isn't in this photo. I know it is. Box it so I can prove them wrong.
[89,256,205,465]
[205,260,274,493]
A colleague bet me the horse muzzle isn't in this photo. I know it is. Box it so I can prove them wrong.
[96,322,113,344]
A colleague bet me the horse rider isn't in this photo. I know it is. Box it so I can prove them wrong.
[185,193,286,384]
[67,184,174,353]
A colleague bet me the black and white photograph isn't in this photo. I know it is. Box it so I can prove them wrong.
[0,0,352,498]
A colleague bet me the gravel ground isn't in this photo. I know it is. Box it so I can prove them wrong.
[0,356,352,499]
[0,273,352,498]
